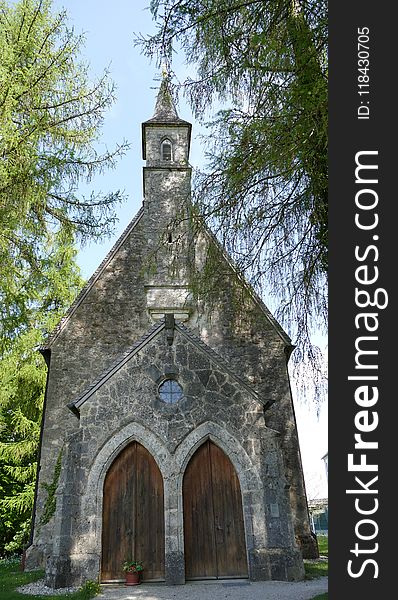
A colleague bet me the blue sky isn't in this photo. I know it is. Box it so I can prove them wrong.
[53,0,328,501]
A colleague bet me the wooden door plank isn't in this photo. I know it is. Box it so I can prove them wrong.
[135,443,165,581]
[209,442,248,578]
[183,441,217,579]
[101,442,136,580]
[101,442,165,582]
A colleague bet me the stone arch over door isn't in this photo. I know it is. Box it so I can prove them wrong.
[183,439,248,579]
[101,440,165,582]
[174,421,268,581]
[76,422,172,583]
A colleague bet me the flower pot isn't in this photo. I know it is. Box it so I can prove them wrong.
[125,570,141,586]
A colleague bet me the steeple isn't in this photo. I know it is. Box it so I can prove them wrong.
[142,78,191,161]
[141,77,194,322]
[151,77,179,122]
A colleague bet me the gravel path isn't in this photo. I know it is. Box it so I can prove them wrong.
[17,577,328,599]
[17,579,79,596]
[97,578,328,600]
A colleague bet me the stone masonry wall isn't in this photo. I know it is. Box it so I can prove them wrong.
[26,111,315,581]
[44,327,303,587]
[187,231,315,557]
[27,211,152,568]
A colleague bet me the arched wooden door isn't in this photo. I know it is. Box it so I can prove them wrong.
[101,442,165,582]
[183,440,248,579]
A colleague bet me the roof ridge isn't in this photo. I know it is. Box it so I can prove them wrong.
[41,207,145,350]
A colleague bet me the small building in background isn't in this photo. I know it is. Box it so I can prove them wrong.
[308,498,328,536]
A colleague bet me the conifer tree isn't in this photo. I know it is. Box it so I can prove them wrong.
[0,0,126,553]
[0,229,83,554]
[0,0,129,343]
[138,0,328,365]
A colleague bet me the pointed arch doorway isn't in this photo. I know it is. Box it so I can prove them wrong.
[101,441,165,582]
[183,440,248,579]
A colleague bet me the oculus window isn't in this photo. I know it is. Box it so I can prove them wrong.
[158,378,183,403]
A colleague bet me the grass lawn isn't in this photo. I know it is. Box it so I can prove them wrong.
[317,535,329,556]
[304,534,328,581]
[0,557,100,600]
[310,595,328,600]
[304,559,328,579]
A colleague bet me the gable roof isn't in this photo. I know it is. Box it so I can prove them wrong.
[199,223,292,347]
[68,319,268,414]
[40,82,290,352]
[40,207,145,350]
[41,202,291,352]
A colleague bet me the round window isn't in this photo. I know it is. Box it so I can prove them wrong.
[158,379,183,404]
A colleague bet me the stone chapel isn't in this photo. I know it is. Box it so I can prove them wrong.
[26,79,317,588]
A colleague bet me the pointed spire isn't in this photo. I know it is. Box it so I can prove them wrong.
[151,76,180,122]
[142,73,192,160]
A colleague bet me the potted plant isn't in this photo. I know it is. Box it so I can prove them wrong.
[122,560,143,586]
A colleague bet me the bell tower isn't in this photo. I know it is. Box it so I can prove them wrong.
[141,78,193,322]
[142,77,191,167]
